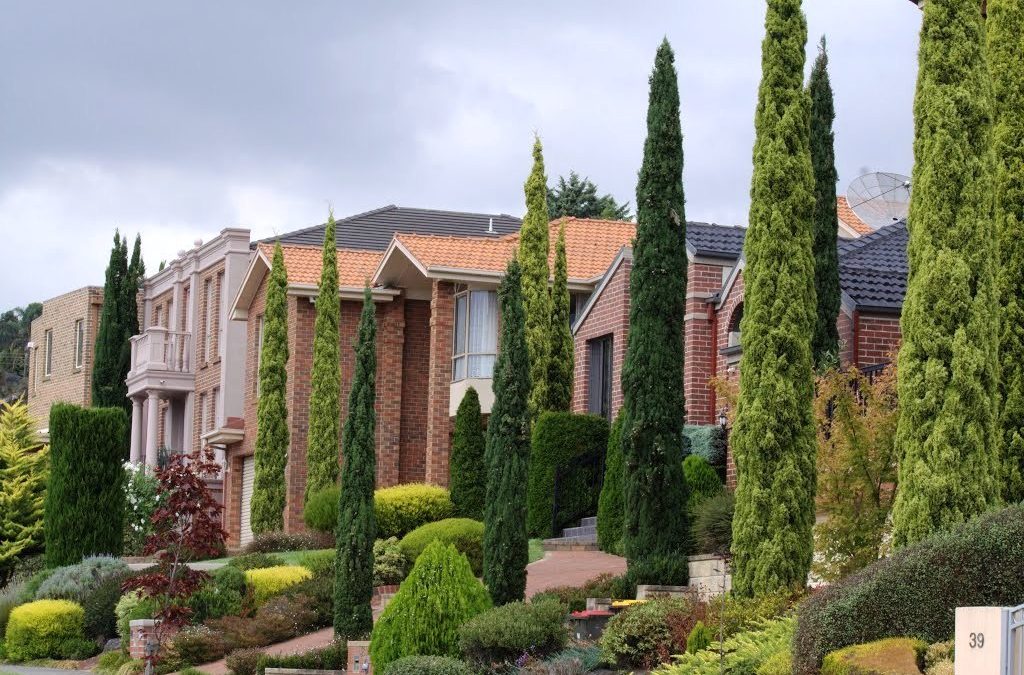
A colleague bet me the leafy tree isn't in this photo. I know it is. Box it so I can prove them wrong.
[808,36,841,369]
[989,0,1024,503]
[546,223,573,411]
[92,232,129,409]
[518,137,551,418]
[731,0,818,595]
[449,387,486,519]
[483,258,531,605]
[334,286,377,639]
[0,401,48,584]
[251,243,290,534]
[813,365,898,581]
[306,212,341,504]
[596,412,624,554]
[620,38,690,585]
[547,171,632,221]
[0,303,41,400]
[891,0,1001,546]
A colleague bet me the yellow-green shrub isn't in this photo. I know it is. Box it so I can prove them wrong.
[375,484,455,538]
[244,566,312,605]
[4,599,95,661]
[821,637,928,675]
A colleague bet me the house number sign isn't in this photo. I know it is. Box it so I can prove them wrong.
[955,606,1008,675]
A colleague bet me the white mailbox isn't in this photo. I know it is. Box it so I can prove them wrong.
[955,606,1008,675]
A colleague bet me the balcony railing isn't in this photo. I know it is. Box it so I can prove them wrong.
[130,328,193,375]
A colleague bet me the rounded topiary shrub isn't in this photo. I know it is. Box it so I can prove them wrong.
[399,518,484,576]
[682,454,722,513]
[599,597,697,671]
[303,487,339,533]
[305,484,455,539]
[35,555,130,603]
[370,541,491,673]
[383,655,473,675]
[4,599,95,661]
[458,599,568,669]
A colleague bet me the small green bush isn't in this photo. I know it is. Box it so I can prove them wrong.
[0,578,26,639]
[35,555,130,603]
[596,412,625,554]
[302,487,339,533]
[526,412,609,538]
[295,549,335,578]
[399,518,484,576]
[213,565,250,596]
[243,531,332,554]
[531,573,633,613]
[658,616,796,674]
[687,620,713,653]
[683,454,722,513]
[694,491,735,555]
[187,570,245,624]
[373,537,409,587]
[684,425,727,466]
[4,599,95,661]
[821,637,928,675]
[225,648,263,675]
[305,484,455,539]
[255,639,347,675]
[18,568,56,602]
[459,599,568,669]
[704,590,796,640]
[244,565,311,604]
[227,552,286,571]
[370,541,491,673]
[82,569,132,642]
[115,591,158,646]
[384,655,474,675]
[170,625,228,667]
[599,597,696,670]
[758,649,794,675]
[96,649,133,675]
[283,573,334,627]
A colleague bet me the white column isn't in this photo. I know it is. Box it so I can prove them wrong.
[145,392,160,468]
[130,398,144,464]
[182,392,195,456]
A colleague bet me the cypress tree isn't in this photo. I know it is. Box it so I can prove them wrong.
[545,223,574,411]
[518,137,552,418]
[808,36,841,369]
[124,234,145,339]
[449,387,486,519]
[0,401,49,583]
[251,243,290,535]
[306,213,341,504]
[730,0,818,595]
[334,286,377,638]
[92,232,129,408]
[596,411,625,554]
[989,0,1024,503]
[619,38,690,585]
[483,258,531,605]
[891,0,1001,546]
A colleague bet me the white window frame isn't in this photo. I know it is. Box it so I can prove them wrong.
[451,286,498,382]
[44,329,53,377]
[74,319,85,369]
[204,278,215,362]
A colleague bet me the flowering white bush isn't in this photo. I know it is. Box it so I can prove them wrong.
[123,461,161,556]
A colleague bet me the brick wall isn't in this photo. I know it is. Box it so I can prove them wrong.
[193,261,226,455]
[571,258,631,419]
[27,287,103,429]
[149,288,173,328]
[284,294,316,533]
[715,271,744,490]
[376,298,405,488]
[684,262,727,425]
[425,281,455,485]
[838,308,855,367]
[399,300,431,483]
[856,313,901,367]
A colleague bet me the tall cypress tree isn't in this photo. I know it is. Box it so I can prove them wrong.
[334,286,377,638]
[891,0,1001,546]
[92,232,129,408]
[483,258,531,606]
[989,0,1024,503]
[449,387,486,519]
[546,223,573,411]
[620,39,690,585]
[808,36,841,369]
[518,137,552,418]
[730,0,818,595]
[251,243,290,535]
[306,213,341,504]
[125,234,145,339]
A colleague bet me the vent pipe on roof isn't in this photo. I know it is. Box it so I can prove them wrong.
[488,217,494,234]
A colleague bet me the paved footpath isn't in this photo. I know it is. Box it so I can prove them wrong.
[0,667,94,675]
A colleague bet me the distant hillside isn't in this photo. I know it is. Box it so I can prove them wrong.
[0,303,41,402]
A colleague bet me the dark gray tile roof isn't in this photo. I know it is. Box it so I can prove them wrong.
[838,221,908,312]
[686,222,747,260]
[260,205,522,251]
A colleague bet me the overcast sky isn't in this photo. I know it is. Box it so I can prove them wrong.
[0,1,921,310]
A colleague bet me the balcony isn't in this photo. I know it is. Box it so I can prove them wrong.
[126,328,195,397]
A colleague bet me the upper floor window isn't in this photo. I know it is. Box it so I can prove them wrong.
[43,329,53,377]
[452,288,498,381]
[74,319,84,369]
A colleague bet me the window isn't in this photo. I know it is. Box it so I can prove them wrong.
[587,335,613,420]
[215,271,224,358]
[43,330,53,377]
[452,289,498,381]
[199,393,208,436]
[204,278,215,361]
[210,387,219,431]
[74,320,84,369]
[568,292,590,327]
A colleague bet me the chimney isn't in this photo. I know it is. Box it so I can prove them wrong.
[487,217,494,234]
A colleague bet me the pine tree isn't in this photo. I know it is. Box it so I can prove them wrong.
[890,0,1001,546]
[483,258,531,605]
[251,243,290,534]
[449,387,486,519]
[989,0,1024,503]
[730,0,818,595]
[809,36,841,369]
[518,137,552,418]
[547,171,632,221]
[619,38,690,585]
[334,286,377,638]
[306,213,341,504]
[0,401,48,583]
[546,223,574,411]
[92,232,129,408]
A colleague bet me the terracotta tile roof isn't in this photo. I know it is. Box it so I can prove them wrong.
[257,243,383,287]
[837,196,874,236]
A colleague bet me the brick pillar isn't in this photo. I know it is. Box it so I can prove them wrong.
[285,296,316,533]
[375,298,405,488]
[684,262,725,426]
[425,281,454,486]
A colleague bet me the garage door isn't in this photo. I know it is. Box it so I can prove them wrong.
[239,456,255,547]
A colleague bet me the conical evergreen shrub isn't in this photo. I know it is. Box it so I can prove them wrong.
[518,137,552,418]
[546,223,574,411]
[596,412,624,554]
[449,388,486,519]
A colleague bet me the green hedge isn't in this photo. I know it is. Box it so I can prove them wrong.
[398,518,484,576]
[44,404,127,567]
[384,655,473,675]
[596,412,625,554]
[3,599,95,661]
[683,425,727,466]
[458,599,568,669]
[682,454,722,513]
[793,504,1024,673]
[304,484,455,539]
[526,412,609,538]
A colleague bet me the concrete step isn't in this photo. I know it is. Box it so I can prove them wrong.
[561,525,597,538]
[579,516,597,527]
[542,539,600,552]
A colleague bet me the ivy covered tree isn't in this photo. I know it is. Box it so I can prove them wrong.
[0,401,48,584]
[546,223,574,411]
[730,0,818,595]
[251,243,290,534]
[449,387,486,519]
[989,0,1024,503]
[547,171,632,221]
[306,212,341,504]
[808,36,841,369]
[518,137,552,418]
[891,0,1001,546]
[483,258,531,605]
[620,39,690,585]
[334,286,377,638]
[92,232,129,409]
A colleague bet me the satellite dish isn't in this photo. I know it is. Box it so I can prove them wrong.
[846,172,911,230]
